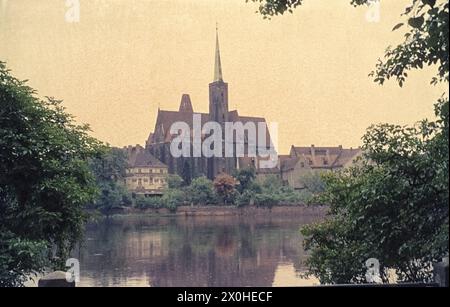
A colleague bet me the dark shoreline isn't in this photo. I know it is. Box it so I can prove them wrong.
[99,204,329,217]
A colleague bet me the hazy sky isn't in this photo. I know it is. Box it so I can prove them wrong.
[0,0,446,153]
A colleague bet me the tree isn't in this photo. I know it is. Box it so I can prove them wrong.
[248,0,449,86]
[0,61,103,286]
[299,170,327,194]
[161,189,185,212]
[187,176,217,205]
[167,174,184,189]
[233,167,256,193]
[302,98,449,284]
[261,174,283,192]
[88,147,131,213]
[214,173,238,204]
[248,0,449,283]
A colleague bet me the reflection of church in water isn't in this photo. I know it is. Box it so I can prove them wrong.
[78,215,322,287]
[146,28,274,183]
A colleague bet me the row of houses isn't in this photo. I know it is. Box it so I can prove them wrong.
[122,144,362,196]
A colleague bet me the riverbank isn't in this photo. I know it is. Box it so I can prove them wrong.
[104,204,328,217]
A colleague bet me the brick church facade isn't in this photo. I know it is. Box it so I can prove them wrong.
[145,29,274,183]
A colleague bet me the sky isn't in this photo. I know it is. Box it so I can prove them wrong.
[0,0,447,153]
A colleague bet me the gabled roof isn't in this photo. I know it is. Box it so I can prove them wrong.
[279,155,299,171]
[123,145,167,168]
[133,150,167,168]
[285,145,362,170]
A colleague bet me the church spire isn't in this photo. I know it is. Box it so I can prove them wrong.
[214,23,223,82]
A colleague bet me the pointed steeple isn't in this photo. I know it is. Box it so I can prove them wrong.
[214,23,223,82]
[179,94,194,112]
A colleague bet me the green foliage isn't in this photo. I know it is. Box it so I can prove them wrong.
[0,232,47,287]
[161,189,185,212]
[233,167,256,193]
[88,147,132,213]
[187,176,217,205]
[236,189,256,207]
[89,147,127,182]
[254,192,280,208]
[134,195,163,209]
[167,174,184,189]
[0,61,103,286]
[261,174,283,192]
[248,0,449,86]
[299,171,327,194]
[302,99,449,284]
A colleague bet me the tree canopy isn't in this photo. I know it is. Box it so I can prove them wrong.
[0,61,103,286]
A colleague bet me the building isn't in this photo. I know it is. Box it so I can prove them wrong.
[146,28,274,183]
[279,145,362,189]
[123,145,168,196]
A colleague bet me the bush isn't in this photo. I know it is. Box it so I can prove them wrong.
[254,192,280,208]
[134,196,163,209]
[299,171,327,194]
[214,173,237,205]
[167,174,184,189]
[233,167,256,193]
[236,190,256,207]
[161,189,185,212]
[188,176,217,205]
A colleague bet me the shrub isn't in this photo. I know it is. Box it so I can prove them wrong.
[167,174,184,189]
[188,176,217,205]
[134,195,163,209]
[236,190,256,207]
[254,192,280,208]
[161,189,185,212]
[214,173,237,205]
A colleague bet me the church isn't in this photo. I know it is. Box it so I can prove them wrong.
[145,29,275,183]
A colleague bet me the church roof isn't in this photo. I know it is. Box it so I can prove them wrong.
[151,108,273,146]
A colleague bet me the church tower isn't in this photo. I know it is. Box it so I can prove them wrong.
[209,26,229,124]
[207,25,235,179]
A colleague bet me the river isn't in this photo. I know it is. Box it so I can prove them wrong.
[72,214,321,287]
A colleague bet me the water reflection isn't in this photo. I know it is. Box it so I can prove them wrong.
[74,215,322,287]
